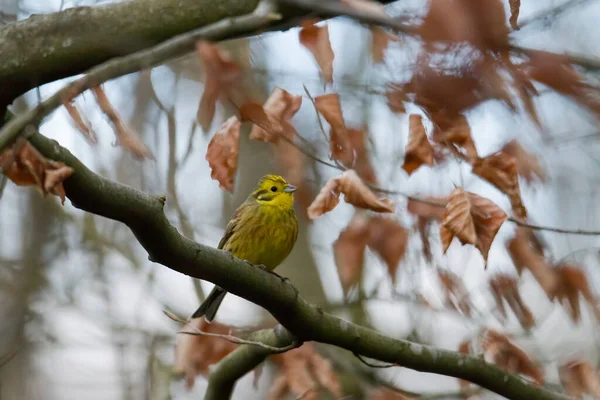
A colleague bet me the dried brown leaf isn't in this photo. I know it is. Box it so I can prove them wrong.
[438,270,472,316]
[173,318,238,389]
[307,170,394,218]
[509,0,520,30]
[441,188,507,262]
[432,114,478,161]
[299,20,334,83]
[205,116,240,192]
[270,343,341,400]
[334,214,370,295]
[501,140,546,183]
[559,360,600,398]
[196,41,244,131]
[553,264,600,323]
[472,151,527,219]
[489,274,534,329]
[507,227,556,295]
[250,87,302,142]
[385,83,408,114]
[314,93,352,163]
[403,114,434,175]
[481,329,544,384]
[368,217,408,283]
[0,139,73,205]
[347,128,377,184]
[407,197,447,221]
[92,86,153,160]
[240,102,297,143]
[63,99,97,143]
[370,26,401,64]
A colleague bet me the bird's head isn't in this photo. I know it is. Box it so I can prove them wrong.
[251,174,297,209]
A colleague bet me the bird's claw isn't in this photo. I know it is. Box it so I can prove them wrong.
[257,264,268,271]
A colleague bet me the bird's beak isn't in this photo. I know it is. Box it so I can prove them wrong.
[283,184,297,193]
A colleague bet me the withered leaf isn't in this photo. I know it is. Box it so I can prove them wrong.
[371,26,401,64]
[438,270,472,316]
[553,264,600,323]
[472,151,527,219]
[559,360,600,398]
[403,114,434,175]
[314,93,352,163]
[481,329,544,384]
[92,86,153,160]
[368,216,408,283]
[441,188,507,262]
[196,41,244,131]
[268,343,341,400]
[0,139,73,205]
[509,0,520,30]
[173,318,238,389]
[432,114,478,161]
[347,128,377,184]
[205,116,241,192]
[299,20,335,83]
[407,197,447,221]
[489,274,534,329]
[250,87,302,142]
[307,170,394,218]
[385,83,408,114]
[62,99,97,143]
[240,102,297,143]
[507,227,557,295]
[501,139,545,183]
[334,213,370,294]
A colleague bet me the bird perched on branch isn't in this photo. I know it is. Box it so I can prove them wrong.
[191,174,298,322]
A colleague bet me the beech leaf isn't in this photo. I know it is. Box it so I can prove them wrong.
[92,86,153,160]
[240,102,297,143]
[501,140,545,183]
[196,41,243,131]
[432,114,478,161]
[334,213,370,294]
[249,87,302,142]
[403,114,434,175]
[489,274,535,329]
[509,0,520,30]
[205,116,241,192]
[299,20,335,83]
[0,139,73,205]
[441,188,507,262]
[314,93,352,163]
[438,270,472,316]
[553,264,600,323]
[472,151,527,219]
[368,217,408,283]
[559,360,600,398]
[62,99,97,143]
[347,128,377,184]
[385,83,408,114]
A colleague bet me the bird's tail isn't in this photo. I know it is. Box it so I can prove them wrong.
[191,286,227,322]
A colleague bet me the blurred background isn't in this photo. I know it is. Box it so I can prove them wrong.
[2,0,600,398]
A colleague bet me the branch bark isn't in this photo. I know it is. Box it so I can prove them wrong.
[204,326,297,400]
[22,128,568,400]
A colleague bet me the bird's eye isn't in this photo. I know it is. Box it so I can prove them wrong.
[270,186,278,192]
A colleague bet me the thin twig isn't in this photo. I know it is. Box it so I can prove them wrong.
[0,0,281,152]
[303,85,330,143]
[164,310,298,353]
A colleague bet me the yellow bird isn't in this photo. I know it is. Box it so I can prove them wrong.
[191,174,299,322]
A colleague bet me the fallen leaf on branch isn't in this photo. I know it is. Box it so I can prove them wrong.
[240,102,297,142]
[314,93,352,163]
[299,20,335,83]
[92,86,153,160]
[196,41,244,131]
[441,188,507,262]
[509,0,520,30]
[523,50,600,117]
[438,270,472,316]
[432,114,478,161]
[205,116,241,192]
[507,227,556,295]
[0,139,73,205]
[62,99,97,143]
[268,343,341,400]
[489,274,534,329]
[472,151,527,219]
[334,213,371,294]
[250,87,302,142]
[403,114,434,175]
[307,170,394,218]
[173,318,239,389]
[553,264,600,323]
[501,139,545,183]
[559,360,600,398]
[481,329,544,384]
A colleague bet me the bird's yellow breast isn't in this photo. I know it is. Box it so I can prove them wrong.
[221,203,298,270]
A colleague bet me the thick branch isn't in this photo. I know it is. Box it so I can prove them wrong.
[204,326,297,400]
[25,130,568,400]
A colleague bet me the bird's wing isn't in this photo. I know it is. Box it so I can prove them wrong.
[217,204,246,250]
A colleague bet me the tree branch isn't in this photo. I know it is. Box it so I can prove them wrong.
[204,326,297,400]
[24,129,568,400]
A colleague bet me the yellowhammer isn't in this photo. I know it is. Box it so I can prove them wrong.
[191,174,298,321]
